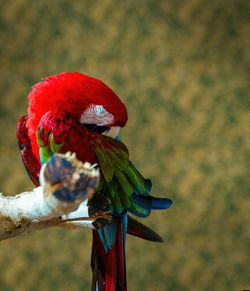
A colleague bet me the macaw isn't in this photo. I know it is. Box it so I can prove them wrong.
[16,72,172,291]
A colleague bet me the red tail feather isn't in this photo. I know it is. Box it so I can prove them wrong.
[105,244,116,291]
[116,222,126,290]
[91,218,127,291]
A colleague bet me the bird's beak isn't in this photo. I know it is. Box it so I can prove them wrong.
[103,126,120,138]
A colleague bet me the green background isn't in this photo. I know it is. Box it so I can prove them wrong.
[0,0,249,290]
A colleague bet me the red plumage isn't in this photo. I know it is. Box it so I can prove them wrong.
[37,110,98,165]
[26,72,128,163]
[16,115,41,185]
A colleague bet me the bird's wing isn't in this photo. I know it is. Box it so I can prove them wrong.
[36,110,97,165]
[17,115,41,186]
[88,133,159,216]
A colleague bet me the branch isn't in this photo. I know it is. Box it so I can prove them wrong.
[0,153,112,241]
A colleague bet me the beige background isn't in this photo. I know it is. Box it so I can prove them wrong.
[0,0,249,290]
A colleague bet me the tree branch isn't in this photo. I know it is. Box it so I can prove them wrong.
[0,153,112,241]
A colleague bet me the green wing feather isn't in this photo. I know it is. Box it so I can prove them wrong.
[125,162,146,195]
[89,134,151,215]
[41,146,53,163]
[37,119,67,164]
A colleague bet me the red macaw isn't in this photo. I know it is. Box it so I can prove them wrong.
[17,72,172,291]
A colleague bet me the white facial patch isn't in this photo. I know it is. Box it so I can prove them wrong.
[80,104,114,125]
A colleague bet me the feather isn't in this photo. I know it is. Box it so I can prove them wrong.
[17,115,40,186]
[105,244,116,291]
[49,133,65,153]
[127,215,163,242]
[125,165,146,195]
[116,219,126,289]
[129,203,151,218]
[93,145,114,182]
[107,181,116,198]
[112,192,124,215]
[36,111,97,167]
[104,135,129,155]
[103,220,117,250]
[98,228,109,253]
[126,162,146,195]
[39,145,53,164]
[114,169,134,197]
[107,150,127,170]
[91,230,107,290]
[131,194,152,210]
[117,184,132,209]
[151,197,173,210]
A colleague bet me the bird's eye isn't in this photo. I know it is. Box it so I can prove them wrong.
[83,124,110,134]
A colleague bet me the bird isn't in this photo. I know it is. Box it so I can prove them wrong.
[17,72,173,291]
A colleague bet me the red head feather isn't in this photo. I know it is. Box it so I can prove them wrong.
[26,72,128,162]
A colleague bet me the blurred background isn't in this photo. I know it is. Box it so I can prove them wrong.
[0,0,249,290]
